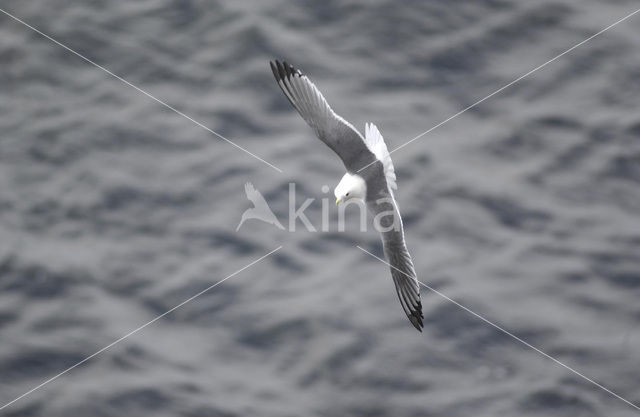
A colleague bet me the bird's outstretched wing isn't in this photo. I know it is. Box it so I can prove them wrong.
[367,196,423,331]
[384,230,423,331]
[270,60,376,173]
[364,123,397,191]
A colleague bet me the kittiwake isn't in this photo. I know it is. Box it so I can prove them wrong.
[270,60,423,331]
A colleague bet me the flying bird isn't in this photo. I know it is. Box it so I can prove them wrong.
[236,182,285,231]
[270,60,423,331]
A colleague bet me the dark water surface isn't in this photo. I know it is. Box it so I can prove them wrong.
[1,1,640,416]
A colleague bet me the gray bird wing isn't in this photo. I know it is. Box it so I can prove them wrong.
[270,60,376,173]
[367,191,423,331]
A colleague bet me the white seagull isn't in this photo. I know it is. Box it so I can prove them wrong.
[270,60,423,331]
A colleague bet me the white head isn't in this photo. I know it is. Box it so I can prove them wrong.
[334,173,366,205]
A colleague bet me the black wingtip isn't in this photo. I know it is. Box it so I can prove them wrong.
[275,60,285,80]
[269,60,279,80]
[409,300,424,332]
[410,313,424,332]
[269,60,282,82]
[270,59,302,80]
